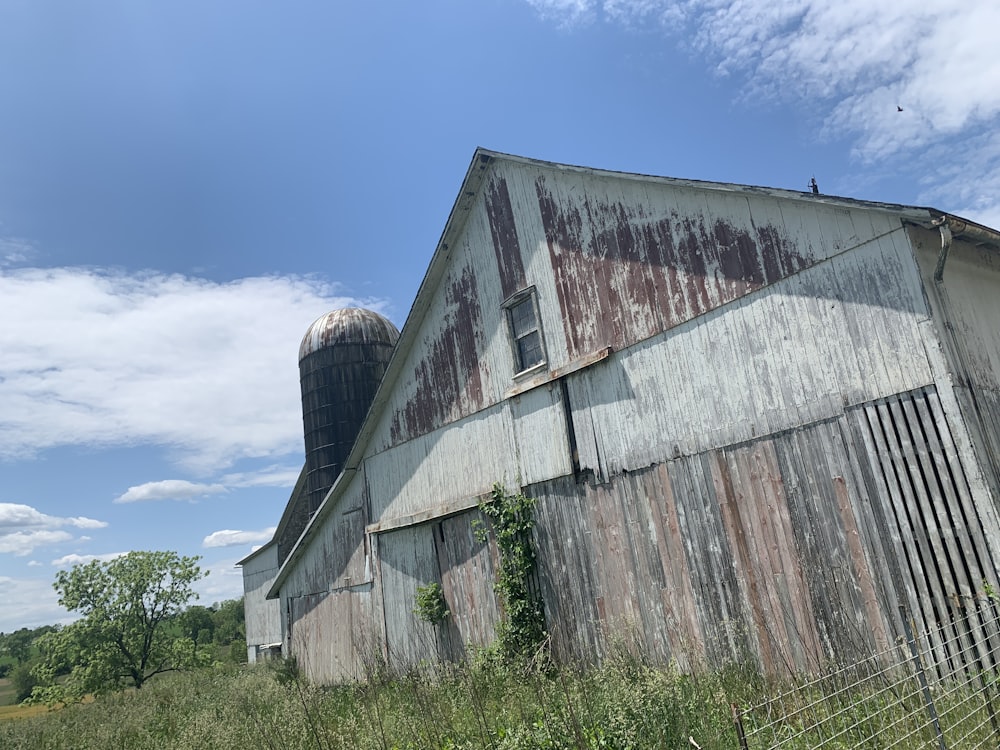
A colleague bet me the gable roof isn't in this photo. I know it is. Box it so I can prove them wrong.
[267,148,1000,598]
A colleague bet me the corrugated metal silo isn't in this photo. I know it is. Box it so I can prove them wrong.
[276,308,399,564]
[299,307,399,513]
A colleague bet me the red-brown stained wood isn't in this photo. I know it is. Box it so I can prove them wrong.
[650,463,705,665]
[390,264,487,444]
[485,176,527,299]
[833,474,891,653]
[534,175,808,360]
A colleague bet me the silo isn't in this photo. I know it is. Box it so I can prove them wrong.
[277,308,399,563]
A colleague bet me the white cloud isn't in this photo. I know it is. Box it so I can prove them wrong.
[202,527,276,549]
[0,530,73,557]
[194,555,246,603]
[221,465,302,489]
[0,503,106,530]
[0,236,35,267]
[51,551,126,568]
[114,479,228,504]
[0,503,108,556]
[525,0,1000,225]
[0,269,390,472]
[525,0,596,26]
[0,576,71,632]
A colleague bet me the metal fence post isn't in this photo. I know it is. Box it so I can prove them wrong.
[900,606,948,750]
[731,703,750,750]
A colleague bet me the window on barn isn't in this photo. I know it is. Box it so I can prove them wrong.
[504,287,546,375]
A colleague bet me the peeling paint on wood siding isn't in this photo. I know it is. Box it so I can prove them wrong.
[281,480,369,599]
[845,387,1000,678]
[290,589,375,683]
[391,264,488,444]
[911,228,1000,514]
[525,387,995,676]
[377,514,501,669]
[379,524,441,669]
[534,174,813,359]
[434,511,500,659]
[564,231,933,478]
[485,176,527,300]
[241,544,281,649]
[368,402,517,522]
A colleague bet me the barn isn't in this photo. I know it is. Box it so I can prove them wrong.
[243,149,1000,683]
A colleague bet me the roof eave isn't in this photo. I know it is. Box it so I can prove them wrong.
[266,148,499,599]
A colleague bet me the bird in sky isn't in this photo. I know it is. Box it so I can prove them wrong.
[897,105,904,112]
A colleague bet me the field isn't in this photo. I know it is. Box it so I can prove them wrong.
[0,653,758,750]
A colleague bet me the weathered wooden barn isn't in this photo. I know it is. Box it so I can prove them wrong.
[246,149,1000,683]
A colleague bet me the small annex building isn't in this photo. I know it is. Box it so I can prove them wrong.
[245,149,1000,683]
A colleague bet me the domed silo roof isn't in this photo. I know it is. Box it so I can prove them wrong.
[299,308,400,360]
[277,308,399,564]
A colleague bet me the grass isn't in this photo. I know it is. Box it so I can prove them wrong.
[0,677,16,707]
[0,701,50,721]
[2,653,996,749]
[0,652,759,750]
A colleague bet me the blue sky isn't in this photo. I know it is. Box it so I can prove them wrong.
[1,0,998,633]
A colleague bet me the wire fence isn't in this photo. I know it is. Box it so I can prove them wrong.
[734,603,1000,749]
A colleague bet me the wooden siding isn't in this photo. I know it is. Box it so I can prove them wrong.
[378,513,501,668]
[366,386,571,524]
[911,227,1000,518]
[369,159,913,454]
[532,386,1000,675]
[278,475,369,600]
[566,227,932,479]
[275,157,1000,685]
[289,587,377,683]
[241,543,282,652]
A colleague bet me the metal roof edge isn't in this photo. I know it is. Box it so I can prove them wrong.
[478,150,1000,238]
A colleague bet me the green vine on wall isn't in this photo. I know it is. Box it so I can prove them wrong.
[413,582,450,625]
[473,483,546,661]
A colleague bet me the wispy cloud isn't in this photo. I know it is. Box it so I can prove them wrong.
[114,479,228,504]
[524,0,1000,223]
[0,268,390,472]
[525,0,595,26]
[221,465,302,489]
[0,575,70,631]
[0,236,35,267]
[0,503,108,556]
[194,555,246,604]
[51,551,126,568]
[202,527,276,549]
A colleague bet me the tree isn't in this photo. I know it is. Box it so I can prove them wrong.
[0,625,56,665]
[210,598,245,646]
[31,551,206,702]
[178,604,216,646]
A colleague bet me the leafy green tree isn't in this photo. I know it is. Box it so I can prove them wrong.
[31,551,206,703]
[0,625,56,665]
[178,604,216,645]
[10,662,39,703]
[210,598,245,646]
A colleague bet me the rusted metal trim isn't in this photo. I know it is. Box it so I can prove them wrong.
[365,491,490,535]
[933,217,953,283]
[504,346,613,399]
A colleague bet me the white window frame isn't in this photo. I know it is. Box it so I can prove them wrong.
[502,286,547,377]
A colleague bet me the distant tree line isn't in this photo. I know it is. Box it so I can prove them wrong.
[0,551,247,705]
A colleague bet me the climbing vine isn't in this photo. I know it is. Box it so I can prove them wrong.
[413,582,450,625]
[474,483,546,660]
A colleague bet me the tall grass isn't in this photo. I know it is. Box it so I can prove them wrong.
[0,651,759,750]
